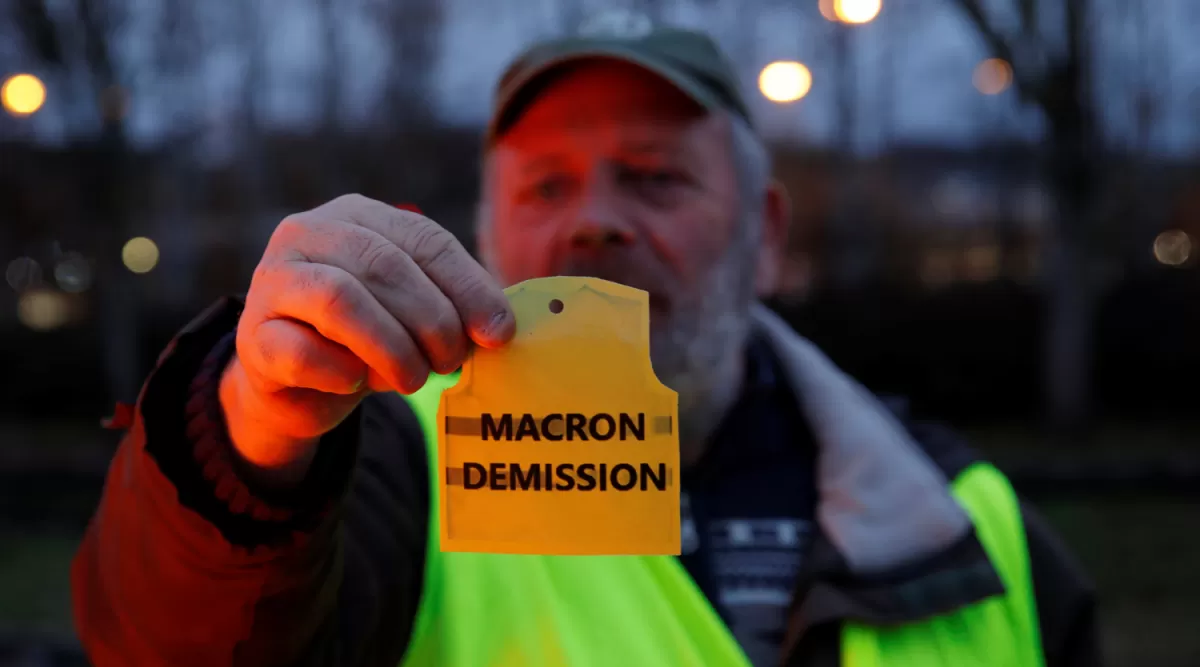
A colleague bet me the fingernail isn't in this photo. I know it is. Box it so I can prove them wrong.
[488,310,510,333]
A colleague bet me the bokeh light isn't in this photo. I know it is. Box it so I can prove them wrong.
[1153,229,1192,267]
[17,288,70,331]
[2,74,47,116]
[818,0,838,21]
[54,252,93,293]
[122,237,160,274]
[5,257,43,292]
[758,61,813,103]
[920,250,956,288]
[835,0,882,24]
[965,245,1001,282]
[973,58,1013,95]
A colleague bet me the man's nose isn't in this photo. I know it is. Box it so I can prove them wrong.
[567,171,636,250]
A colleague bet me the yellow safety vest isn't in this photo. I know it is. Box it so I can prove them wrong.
[399,373,1044,666]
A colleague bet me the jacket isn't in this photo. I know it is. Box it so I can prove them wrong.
[71,296,1100,667]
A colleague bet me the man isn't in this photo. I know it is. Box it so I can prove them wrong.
[72,19,1099,667]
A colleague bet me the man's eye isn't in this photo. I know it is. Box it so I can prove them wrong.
[533,177,571,201]
[623,168,684,190]
[620,168,688,202]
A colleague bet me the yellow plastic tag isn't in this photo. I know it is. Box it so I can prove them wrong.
[437,276,681,555]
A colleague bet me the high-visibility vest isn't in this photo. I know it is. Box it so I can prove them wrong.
[399,373,1044,667]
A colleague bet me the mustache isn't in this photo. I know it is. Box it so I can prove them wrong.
[554,254,675,298]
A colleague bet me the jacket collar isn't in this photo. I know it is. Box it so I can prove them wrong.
[750,303,971,574]
[748,304,1005,646]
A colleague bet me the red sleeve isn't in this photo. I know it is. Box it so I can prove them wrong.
[70,298,429,667]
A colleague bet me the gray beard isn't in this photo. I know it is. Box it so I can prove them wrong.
[649,227,759,464]
[484,217,761,464]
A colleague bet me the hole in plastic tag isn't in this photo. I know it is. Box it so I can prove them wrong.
[437,276,681,555]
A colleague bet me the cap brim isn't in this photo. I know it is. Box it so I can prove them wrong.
[487,45,724,145]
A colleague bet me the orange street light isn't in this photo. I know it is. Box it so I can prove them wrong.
[973,58,1013,95]
[758,61,813,103]
[831,0,882,24]
[2,73,46,116]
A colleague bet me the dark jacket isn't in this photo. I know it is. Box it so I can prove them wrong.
[71,297,1100,667]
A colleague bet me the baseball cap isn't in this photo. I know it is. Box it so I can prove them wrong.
[486,11,752,145]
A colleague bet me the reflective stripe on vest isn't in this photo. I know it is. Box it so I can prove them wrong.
[398,374,1042,667]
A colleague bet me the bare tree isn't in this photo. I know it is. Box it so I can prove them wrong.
[946,0,1104,438]
[364,0,444,205]
[369,0,442,130]
[315,0,349,198]
[233,1,273,262]
[11,0,205,405]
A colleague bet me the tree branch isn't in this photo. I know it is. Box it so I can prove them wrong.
[74,0,116,90]
[1017,0,1037,37]
[13,0,64,66]
[947,0,1042,105]
[951,0,1016,63]
[1061,0,1095,139]
[1065,0,1089,75]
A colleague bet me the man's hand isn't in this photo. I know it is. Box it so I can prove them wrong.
[218,194,515,484]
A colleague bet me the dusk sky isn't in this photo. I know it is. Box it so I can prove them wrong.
[4,0,1198,157]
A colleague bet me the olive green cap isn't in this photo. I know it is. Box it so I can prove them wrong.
[487,13,751,145]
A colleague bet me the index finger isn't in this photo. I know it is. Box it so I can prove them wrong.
[314,195,516,348]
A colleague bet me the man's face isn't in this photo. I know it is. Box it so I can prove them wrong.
[480,60,762,411]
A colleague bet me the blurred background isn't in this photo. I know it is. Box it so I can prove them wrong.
[1,0,1198,665]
